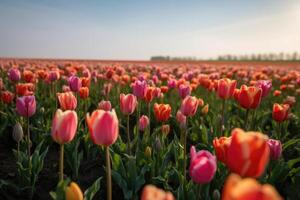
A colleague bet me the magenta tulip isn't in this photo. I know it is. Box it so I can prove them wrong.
[267,139,282,160]
[8,68,21,82]
[132,80,147,99]
[68,75,82,92]
[178,84,191,99]
[16,95,36,117]
[189,146,217,184]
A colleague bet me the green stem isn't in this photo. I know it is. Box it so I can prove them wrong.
[148,102,151,134]
[127,115,131,155]
[244,109,249,131]
[106,146,112,200]
[183,120,188,199]
[220,100,226,136]
[59,144,64,182]
[197,184,202,200]
[17,142,20,163]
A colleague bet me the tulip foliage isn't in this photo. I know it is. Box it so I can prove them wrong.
[0,59,300,200]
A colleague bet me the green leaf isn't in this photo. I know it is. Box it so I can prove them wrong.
[84,177,102,200]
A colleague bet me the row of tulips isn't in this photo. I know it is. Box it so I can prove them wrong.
[0,60,299,200]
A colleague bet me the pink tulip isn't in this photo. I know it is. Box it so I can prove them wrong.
[132,80,147,99]
[120,93,137,115]
[51,109,78,144]
[176,110,186,128]
[68,75,82,92]
[8,68,21,82]
[49,70,60,82]
[267,139,282,160]
[86,109,119,146]
[168,79,177,89]
[180,96,199,117]
[178,84,191,99]
[256,80,272,98]
[98,100,112,111]
[189,146,216,184]
[139,115,149,131]
[16,95,36,117]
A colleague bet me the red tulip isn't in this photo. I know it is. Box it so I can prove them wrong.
[1,91,14,104]
[154,103,171,122]
[86,109,119,146]
[180,96,199,117]
[144,87,155,103]
[51,109,78,144]
[120,93,137,115]
[226,128,269,178]
[57,92,77,111]
[236,85,262,109]
[217,78,236,99]
[272,103,289,122]
[79,87,89,99]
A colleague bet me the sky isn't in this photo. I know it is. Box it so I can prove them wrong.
[0,0,299,60]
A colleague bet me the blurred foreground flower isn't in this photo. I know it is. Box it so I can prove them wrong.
[141,185,174,200]
[65,182,83,200]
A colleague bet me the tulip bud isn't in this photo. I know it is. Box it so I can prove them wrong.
[65,182,83,200]
[139,115,149,131]
[40,107,45,114]
[267,139,282,160]
[98,100,111,111]
[161,124,170,135]
[145,146,152,158]
[201,104,209,115]
[154,138,162,152]
[12,122,23,143]
[213,189,220,200]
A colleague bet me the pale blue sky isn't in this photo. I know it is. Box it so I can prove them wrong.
[0,0,299,59]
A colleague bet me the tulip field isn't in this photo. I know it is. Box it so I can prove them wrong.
[1,58,300,200]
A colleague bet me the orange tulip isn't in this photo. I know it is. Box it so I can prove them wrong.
[236,85,262,109]
[217,78,237,99]
[273,90,281,97]
[226,128,269,178]
[16,83,34,96]
[79,87,89,99]
[144,87,155,103]
[272,103,290,122]
[65,182,83,200]
[154,103,171,122]
[57,92,77,110]
[222,174,282,200]
[213,136,231,163]
[141,185,174,200]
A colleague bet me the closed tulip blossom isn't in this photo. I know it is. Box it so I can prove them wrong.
[213,136,231,163]
[1,91,15,104]
[225,128,270,178]
[144,87,155,103]
[8,68,21,82]
[65,182,83,200]
[132,80,147,99]
[86,109,119,146]
[79,87,89,99]
[272,103,290,122]
[222,174,282,200]
[176,110,186,128]
[256,80,272,98]
[51,109,78,145]
[139,115,149,131]
[57,92,77,110]
[120,93,137,115]
[98,100,112,111]
[168,79,177,89]
[178,84,191,99]
[16,95,36,117]
[267,139,282,160]
[235,85,262,109]
[189,146,217,184]
[180,96,199,117]
[217,78,237,99]
[68,75,82,92]
[154,103,172,122]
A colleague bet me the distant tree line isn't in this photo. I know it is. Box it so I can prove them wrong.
[150,52,300,61]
